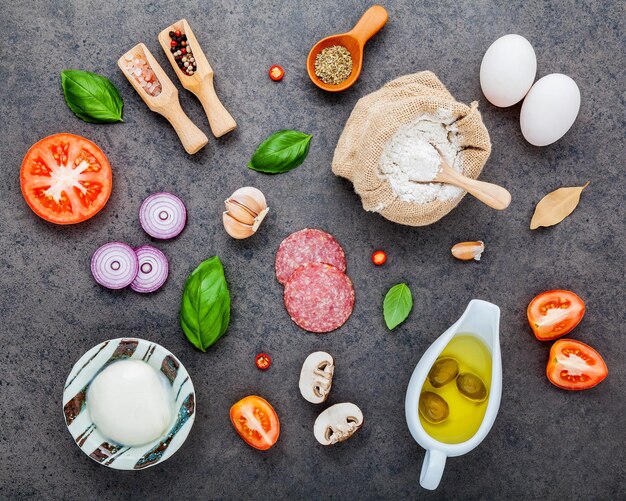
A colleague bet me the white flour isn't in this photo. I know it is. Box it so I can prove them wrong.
[378,112,463,204]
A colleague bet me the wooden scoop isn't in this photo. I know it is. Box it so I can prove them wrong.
[118,43,208,154]
[158,19,237,138]
[432,147,512,210]
[306,5,388,92]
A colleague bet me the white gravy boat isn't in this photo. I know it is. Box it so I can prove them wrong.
[405,299,502,490]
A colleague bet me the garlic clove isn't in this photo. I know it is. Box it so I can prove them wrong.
[251,207,269,232]
[223,212,256,239]
[229,187,267,215]
[451,241,485,261]
[224,199,258,226]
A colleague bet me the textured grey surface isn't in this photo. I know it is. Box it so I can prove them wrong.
[0,0,624,499]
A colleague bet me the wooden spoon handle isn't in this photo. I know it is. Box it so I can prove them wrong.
[348,5,388,46]
[159,99,209,154]
[461,178,512,210]
[438,170,512,210]
[194,77,237,138]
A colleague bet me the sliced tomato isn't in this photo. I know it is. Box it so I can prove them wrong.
[547,339,608,390]
[230,395,279,450]
[527,290,585,341]
[20,133,112,224]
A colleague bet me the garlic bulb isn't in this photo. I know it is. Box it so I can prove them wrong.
[223,187,269,239]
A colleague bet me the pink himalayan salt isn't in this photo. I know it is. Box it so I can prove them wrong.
[125,54,162,97]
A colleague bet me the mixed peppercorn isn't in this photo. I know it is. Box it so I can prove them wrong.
[169,30,196,76]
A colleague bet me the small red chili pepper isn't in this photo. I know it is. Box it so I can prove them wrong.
[371,250,387,266]
[255,353,271,370]
[269,65,284,81]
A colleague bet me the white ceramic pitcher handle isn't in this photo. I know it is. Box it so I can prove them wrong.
[420,449,447,490]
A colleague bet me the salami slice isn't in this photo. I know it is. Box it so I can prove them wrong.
[284,263,354,333]
[275,229,346,285]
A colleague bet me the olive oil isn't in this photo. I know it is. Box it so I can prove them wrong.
[419,334,492,444]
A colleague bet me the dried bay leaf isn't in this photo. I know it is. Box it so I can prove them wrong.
[530,182,590,230]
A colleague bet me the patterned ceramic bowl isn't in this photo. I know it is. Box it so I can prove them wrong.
[63,338,195,470]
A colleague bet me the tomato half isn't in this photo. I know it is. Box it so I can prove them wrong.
[547,339,608,390]
[527,290,585,341]
[20,133,112,224]
[230,395,279,450]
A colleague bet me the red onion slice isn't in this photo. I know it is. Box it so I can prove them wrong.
[130,245,169,293]
[91,242,139,290]
[139,192,187,240]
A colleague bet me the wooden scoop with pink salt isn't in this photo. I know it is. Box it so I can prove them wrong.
[118,43,208,154]
[123,52,162,97]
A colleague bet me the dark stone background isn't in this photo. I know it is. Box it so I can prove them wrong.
[0,1,624,499]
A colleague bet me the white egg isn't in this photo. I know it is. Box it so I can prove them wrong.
[480,34,537,107]
[520,74,580,146]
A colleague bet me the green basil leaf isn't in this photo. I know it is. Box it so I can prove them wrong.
[383,283,413,330]
[180,256,231,352]
[248,129,312,174]
[61,70,124,123]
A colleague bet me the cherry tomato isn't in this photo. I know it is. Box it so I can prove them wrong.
[20,133,112,225]
[230,395,280,450]
[527,290,585,341]
[372,250,387,266]
[269,65,284,81]
[255,353,271,370]
[547,339,608,390]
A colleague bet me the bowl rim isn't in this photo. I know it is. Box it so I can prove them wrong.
[62,337,196,470]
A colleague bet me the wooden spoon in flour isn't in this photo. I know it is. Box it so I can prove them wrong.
[431,146,511,210]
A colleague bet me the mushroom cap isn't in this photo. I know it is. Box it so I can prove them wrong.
[299,351,334,404]
[313,402,363,445]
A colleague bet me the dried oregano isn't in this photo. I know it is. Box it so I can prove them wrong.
[314,45,353,85]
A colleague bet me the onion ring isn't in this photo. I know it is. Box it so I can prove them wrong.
[139,192,186,240]
[91,242,139,289]
[130,246,169,293]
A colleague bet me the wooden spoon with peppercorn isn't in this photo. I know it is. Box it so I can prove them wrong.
[158,19,237,138]
[117,43,208,154]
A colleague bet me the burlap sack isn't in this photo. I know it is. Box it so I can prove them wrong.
[332,71,491,226]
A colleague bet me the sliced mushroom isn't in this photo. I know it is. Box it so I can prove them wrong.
[313,403,363,445]
[299,351,335,404]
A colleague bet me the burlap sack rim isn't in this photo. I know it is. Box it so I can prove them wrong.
[331,71,492,226]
